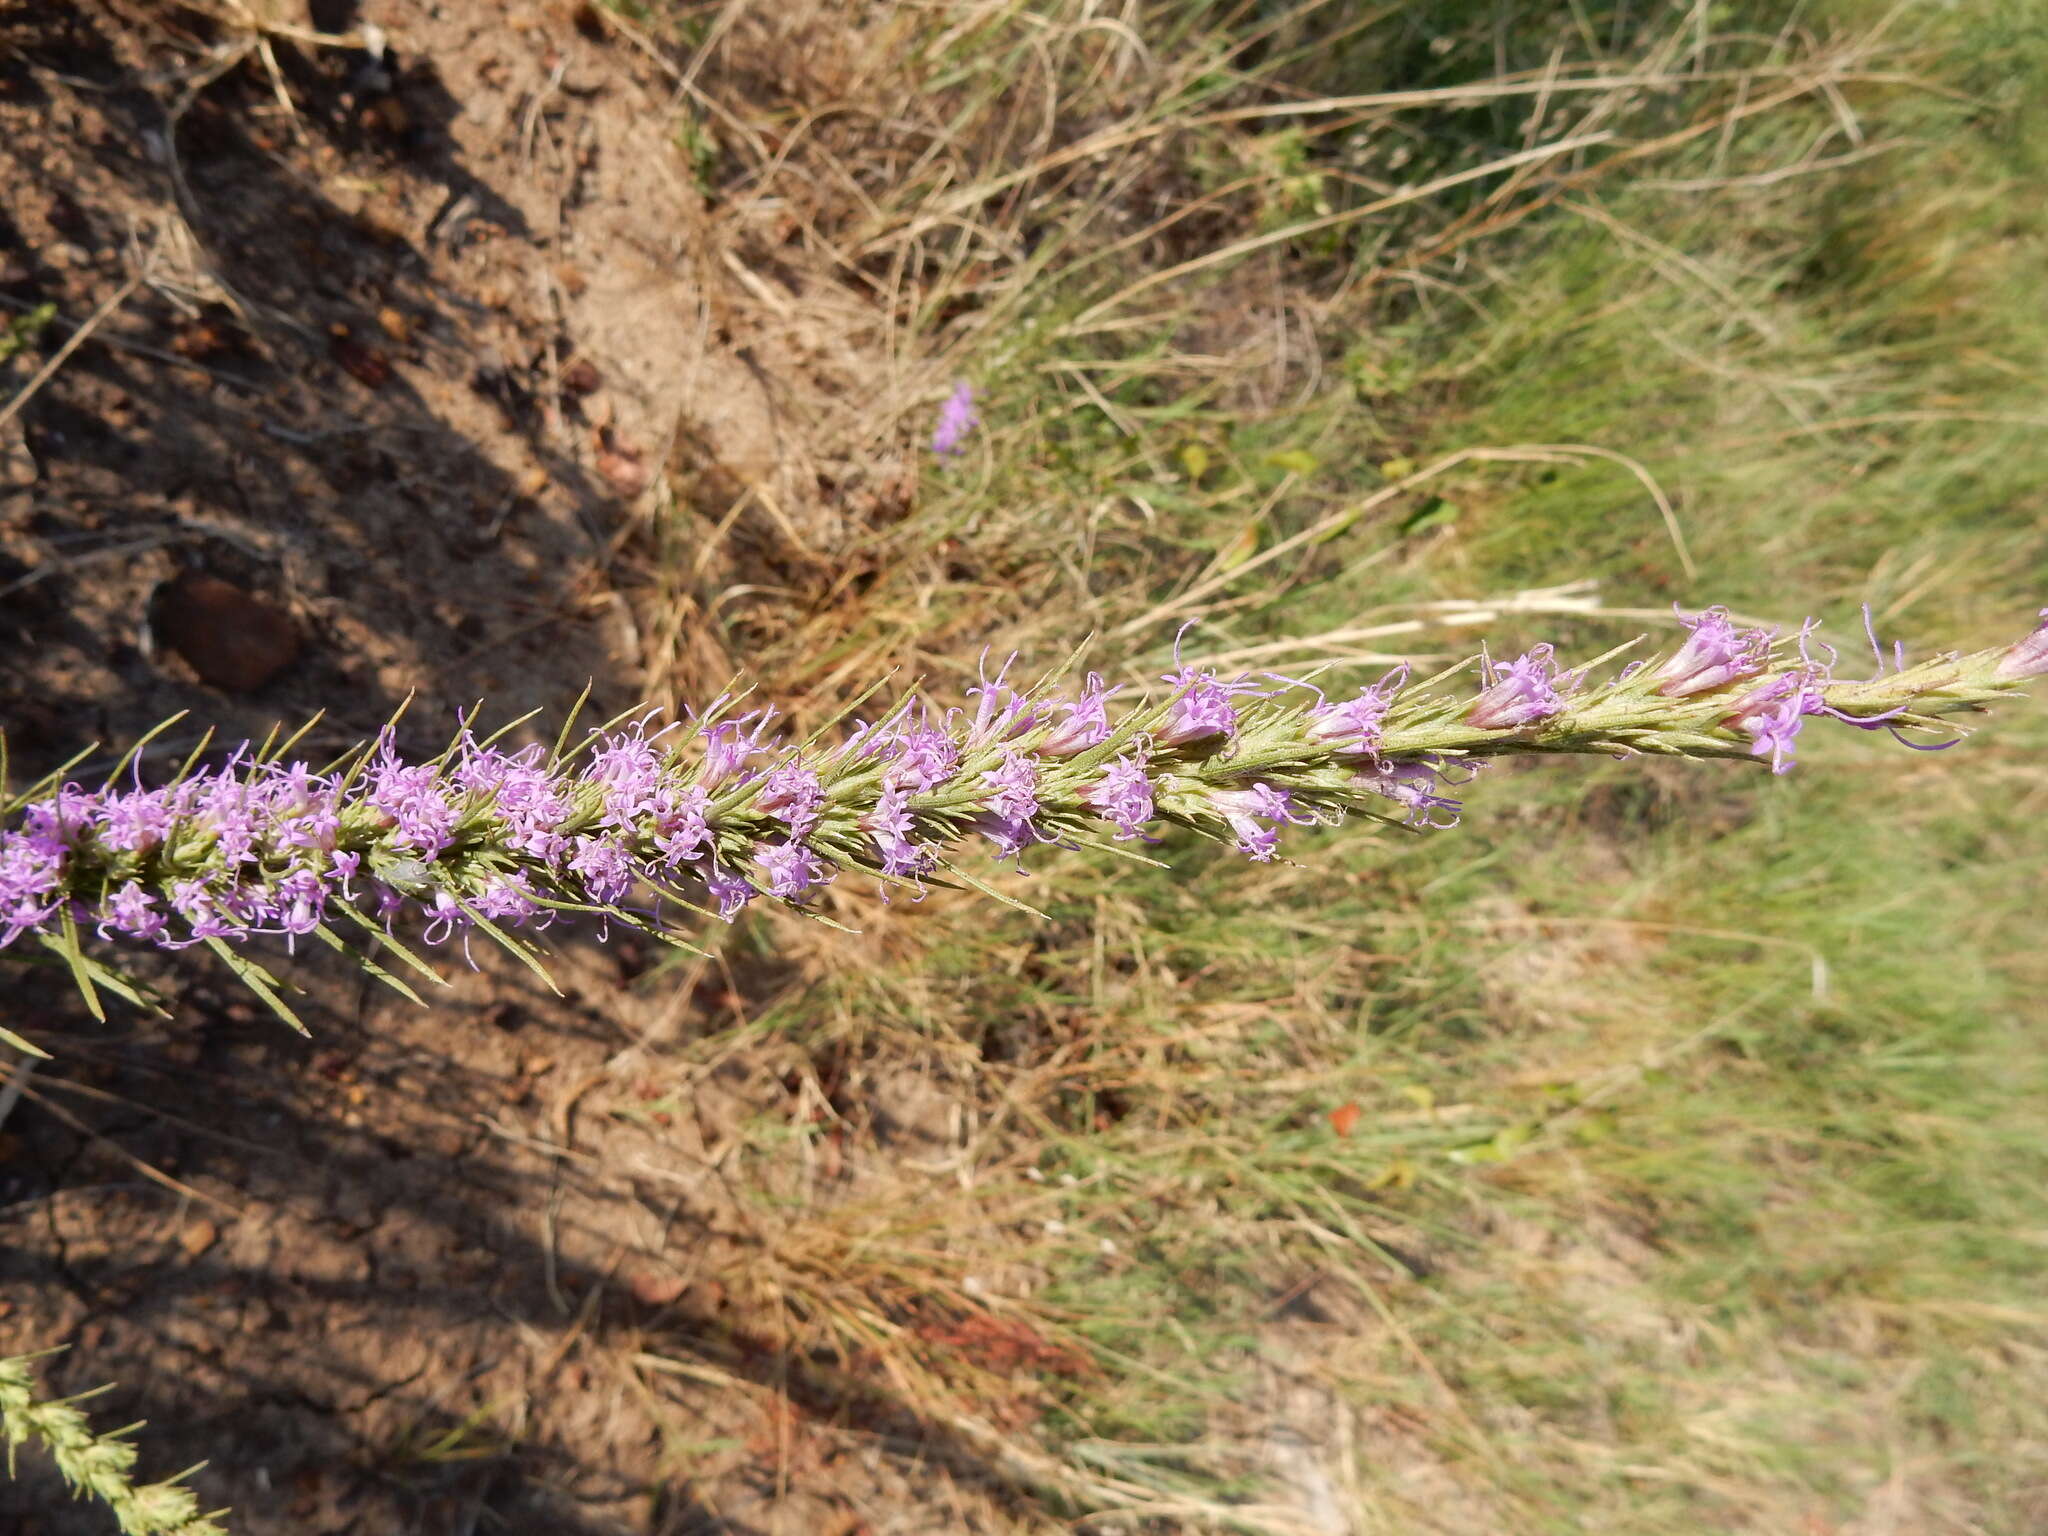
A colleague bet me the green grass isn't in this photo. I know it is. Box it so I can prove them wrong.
[639,0,2048,1529]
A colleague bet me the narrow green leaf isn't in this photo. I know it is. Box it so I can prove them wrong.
[202,938,310,1036]
[933,859,1050,921]
[52,911,105,1023]
[449,898,561,995]
[96,711,188,793]
[311,923,425,1006]
[333,904,445,986]
[0,1023,52,1060]
[32,935,168,1018]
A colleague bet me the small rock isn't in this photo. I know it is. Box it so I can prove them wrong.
[561,358,602,396]
[179,1219,218,1259]
[150,572,301,692]
[0,418,34,489]
[595,442,649,499]
[627,1267,687,1307]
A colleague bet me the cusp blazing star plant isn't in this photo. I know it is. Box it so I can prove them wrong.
[1,609,2043,1042]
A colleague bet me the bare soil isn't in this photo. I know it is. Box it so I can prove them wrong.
[0,4,1028,1532]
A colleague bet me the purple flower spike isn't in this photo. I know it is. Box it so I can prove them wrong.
[1994,609,2048,681]
[932,381,980,456]
[1081,751,1156,840]
[1658,608,1775,697]
[1468,645,1568,730]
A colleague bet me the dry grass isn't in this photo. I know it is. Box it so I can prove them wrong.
[577,1,2048,1529]
[7,0,2045,1530]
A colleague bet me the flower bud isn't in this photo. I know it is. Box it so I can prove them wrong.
[1993,609,2048,682]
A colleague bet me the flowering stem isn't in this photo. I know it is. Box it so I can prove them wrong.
[0,1348,229,1535]
[0,609,2040,1032]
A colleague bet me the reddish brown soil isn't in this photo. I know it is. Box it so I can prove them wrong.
[0,4,1022,1531]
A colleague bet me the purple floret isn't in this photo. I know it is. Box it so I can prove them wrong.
[1038,673,1119,757]
[1305,667,1406,756]
[585,724,673,826]
[368,747,459,858]
[756,840,830,901]
[1657,608,1775,698]
[753,763,826,836]
[1207,782,1307,861]
[865,787,933,878]
[1995,608,2048,682]
[0,831,68,945]
[703,862,755,921]
[1468,645,1568,730]
[1354,757,1473,829]
[883,721,961,792]
[1081,751,1156,840]
[1728,672,1825,774]
[96,882,167,944]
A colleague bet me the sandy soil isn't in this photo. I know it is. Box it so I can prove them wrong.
[0,4,1021,1532]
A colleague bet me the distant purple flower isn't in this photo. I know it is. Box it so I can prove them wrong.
[1658,608,1774,697]
[1995,609,2048,681]
[757,840,830,900]
[1468,645,1568,730]
[1038,673,1119,757]
[1081,751,1155,840]
[931,381,980,456]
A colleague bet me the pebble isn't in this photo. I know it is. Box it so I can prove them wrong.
[149,571,302,691]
